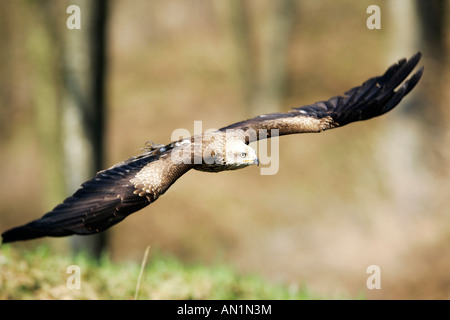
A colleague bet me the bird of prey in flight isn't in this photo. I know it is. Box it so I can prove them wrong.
[1,53,423,244]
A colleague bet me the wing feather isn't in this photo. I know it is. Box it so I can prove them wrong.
[220,52,423,143]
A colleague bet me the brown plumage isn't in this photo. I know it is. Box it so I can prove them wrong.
[1,53,424,243]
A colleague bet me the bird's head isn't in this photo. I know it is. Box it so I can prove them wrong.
[223,139,259,170]
[193,133,259,172]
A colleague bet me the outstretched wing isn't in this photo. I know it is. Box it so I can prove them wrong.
[220,52,423,143]
[1,148,192,243]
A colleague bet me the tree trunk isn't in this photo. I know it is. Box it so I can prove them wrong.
[214,0,255,111]
[62,0,108,258]
[214,0,296,116]
[251,0,296,115]
[381,0,448,215]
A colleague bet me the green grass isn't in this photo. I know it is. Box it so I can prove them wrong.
[0,245,317,300]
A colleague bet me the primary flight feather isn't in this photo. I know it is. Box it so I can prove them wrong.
[1,53,424,243]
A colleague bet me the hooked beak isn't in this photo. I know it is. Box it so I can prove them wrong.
[243,157,259,166]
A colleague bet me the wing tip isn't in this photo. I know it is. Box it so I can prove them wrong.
[331,52,423,125]
[1,225,45,244]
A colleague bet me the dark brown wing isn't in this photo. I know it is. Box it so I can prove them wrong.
[220,52,423,143]
[1,148,192,243]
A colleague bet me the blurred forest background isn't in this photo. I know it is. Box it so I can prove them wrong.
[0,0,449,299]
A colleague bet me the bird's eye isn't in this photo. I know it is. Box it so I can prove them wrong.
[240,152,247,158]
